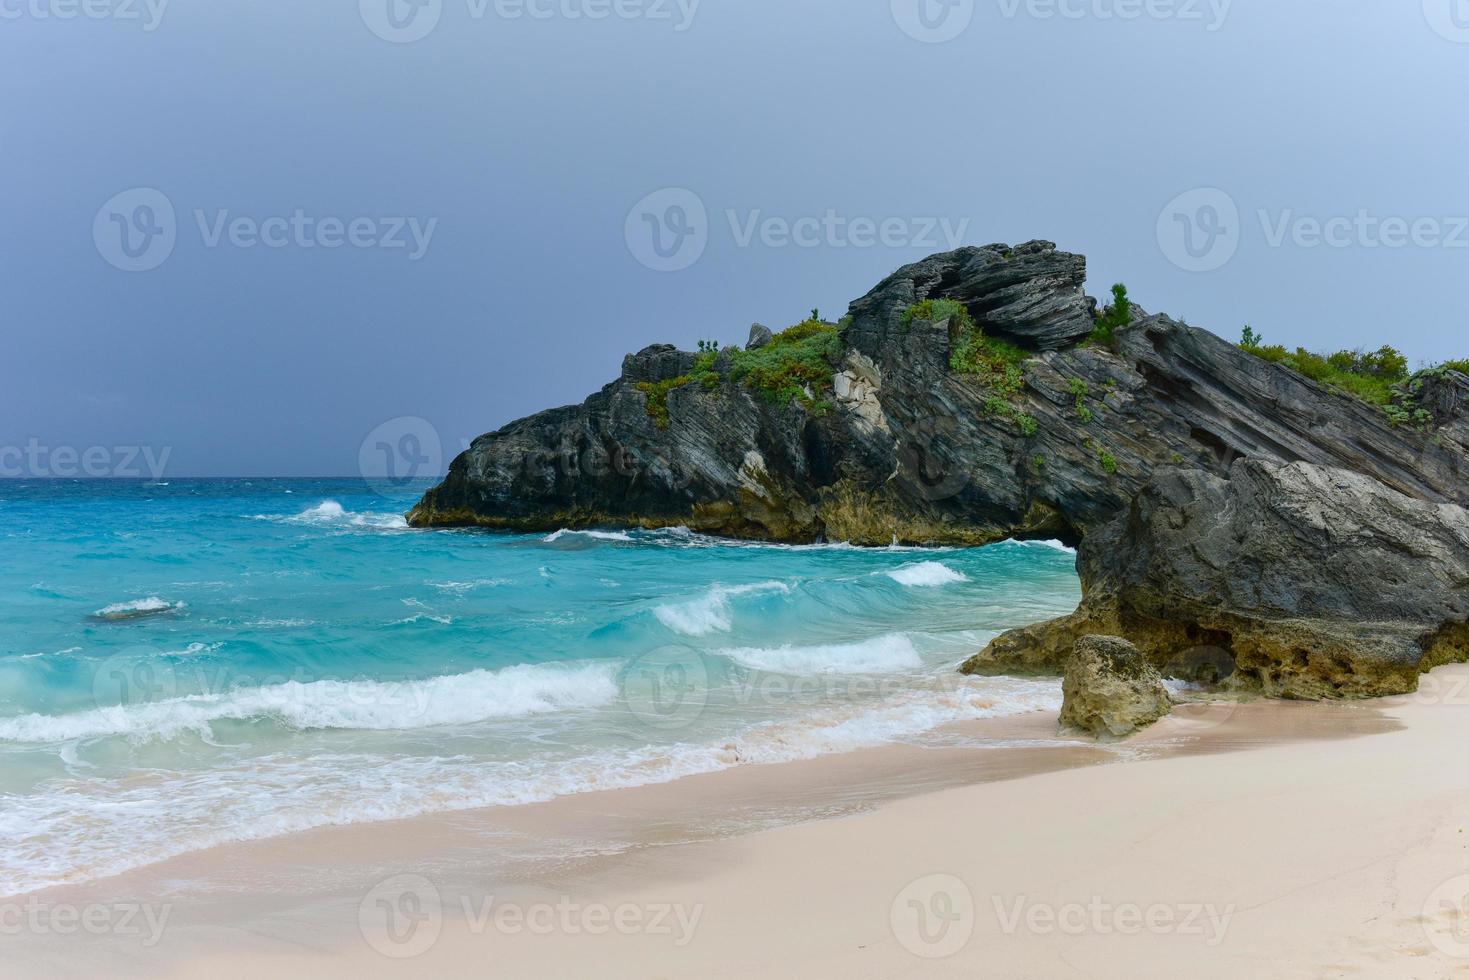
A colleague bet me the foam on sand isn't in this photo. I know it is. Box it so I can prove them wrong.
[0,672,1063,895]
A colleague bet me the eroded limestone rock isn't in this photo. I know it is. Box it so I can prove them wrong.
[1059,635,1173,740]
[965,460,1469,700]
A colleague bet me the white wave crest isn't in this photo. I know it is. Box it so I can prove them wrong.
[1003,538,1077,555]
[0,662,619,744]
[543,529,634,543]
[653,581,791,636]
[885,561,969,587]
[253,501,409,530]
[719,633,923,675]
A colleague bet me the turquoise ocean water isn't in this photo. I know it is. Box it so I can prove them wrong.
[0,479,1081,895]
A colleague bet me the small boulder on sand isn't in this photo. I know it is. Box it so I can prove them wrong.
[1060,635,1172,740]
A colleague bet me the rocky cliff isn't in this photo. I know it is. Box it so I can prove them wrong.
[409,241,1469,699]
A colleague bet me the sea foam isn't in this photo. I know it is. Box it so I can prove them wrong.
[718,633,924,674]
[653,581,791,636]
[0,673,1064,895]
[886,561,969,587]
[543,529,635,543]
[0,662,619,744]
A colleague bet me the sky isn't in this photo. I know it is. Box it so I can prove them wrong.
[3,0,1468,477]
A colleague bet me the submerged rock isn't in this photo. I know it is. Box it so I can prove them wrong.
[1059,635,1172,740]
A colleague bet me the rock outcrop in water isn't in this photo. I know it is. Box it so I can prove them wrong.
[409,240,1469,703]
[965,460,1469,699]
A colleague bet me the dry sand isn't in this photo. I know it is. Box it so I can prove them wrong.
[10,666,1469,978]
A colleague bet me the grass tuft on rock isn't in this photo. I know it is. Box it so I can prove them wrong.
[1235,327,1469,428]
[902,298,1033,431]
[728,318,843,408]
[635,376,693,430]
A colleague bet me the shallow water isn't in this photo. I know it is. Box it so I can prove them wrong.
[0,479,1081,895]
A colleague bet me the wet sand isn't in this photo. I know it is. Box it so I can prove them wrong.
[9,671,1461,979]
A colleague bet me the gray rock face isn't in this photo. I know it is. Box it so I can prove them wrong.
[621,344,697,384]
[1059,635,1173,740]
[410,244,1469,552]
[409,241,1469,701]
[747,323,774,349]
[844,240,1094,353]
[967,459,1469,699]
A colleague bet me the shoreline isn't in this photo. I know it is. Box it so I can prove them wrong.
[11,669,1461,978]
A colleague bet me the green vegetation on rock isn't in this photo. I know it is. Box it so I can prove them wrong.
[901,298,970,332]
[1068,378,1094,423]
[1236,327,1468,428]
[635,318,844,427]
[1240,331,1406,406]
[1088,283,1131,346]
[635,376,692,430]
[728,318,843,408]
[901,299,1034,432]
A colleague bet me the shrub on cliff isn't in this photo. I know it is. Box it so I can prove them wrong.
[1240,335,1408,407]
[635,376,691,429]
[900,298,972,334]
[1088,283,1131,346]
[901,299,1032,433]
[728,318,842,408]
